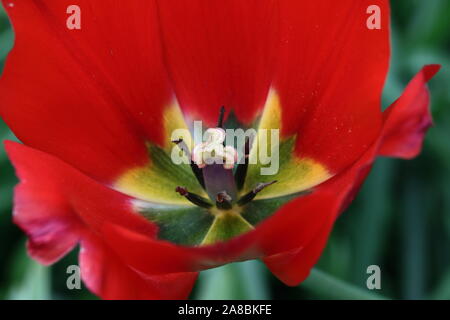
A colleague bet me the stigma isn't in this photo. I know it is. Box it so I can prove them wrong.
[191,128,238,169]
[174,107,276,211]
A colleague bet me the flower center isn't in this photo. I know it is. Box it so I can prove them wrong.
[174,107,276,211]
[115,94,331,245]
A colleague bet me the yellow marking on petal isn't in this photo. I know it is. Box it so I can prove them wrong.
[244,89,333,199]
[258,89,283,131]
[115,166,194,205]
[163,101,193,151]
[251,156,331,200]
[201,207,253,245]
[115,103,204,205]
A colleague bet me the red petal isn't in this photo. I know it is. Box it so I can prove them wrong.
[263,217,334,286]
[17,193,81,265]
[6,141,198,299]
[80,232,197,300]
[7,141,83,265]
[379,65,440,159]
[259,62,441,283]
[261,143,378,285]
[5,141,157,250]
[7,61,439,285]
[275,0,389,174]
[0,0,173,183]
[155,0,279,125]
[1,0,391,181]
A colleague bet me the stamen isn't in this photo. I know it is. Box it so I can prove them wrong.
[191,128,237,169]
[175,186,212,208]
[170,106,280,212]
[234,136,251,190]
[172,139,205,189]
[171,138,191,158]
[216,191,233,210]
[217,105,225,128]
[237,181,277,206]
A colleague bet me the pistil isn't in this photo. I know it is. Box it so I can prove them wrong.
[234,136,251,190]
[191,127,238,203]
[216,191,233,210]
[237,181,277,206]
[172,138,205,188]
[175,186,212,208]
[173,107,277,211]
[202,163,238,201]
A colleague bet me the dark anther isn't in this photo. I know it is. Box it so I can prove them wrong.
[172,138,191,158]
[237,181,277,206]
[234,136,252,190]
[216,191,233,210]
[217,106,225,128]
[175,186,212,208]
[172,139,205,189]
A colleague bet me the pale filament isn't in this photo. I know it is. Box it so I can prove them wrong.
[192,128,237,169]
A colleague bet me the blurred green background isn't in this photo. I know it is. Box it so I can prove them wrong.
[0,1,449,300]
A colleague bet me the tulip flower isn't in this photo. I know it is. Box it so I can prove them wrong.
[0,0,439,299]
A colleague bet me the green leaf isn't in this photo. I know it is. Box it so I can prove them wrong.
[194,260,270,300]
[0,27,13,62]
[300,269,387,300]
[428,268,450,300]
[401,179,426,300]
[349,159,395,287]
[6,242,51,300]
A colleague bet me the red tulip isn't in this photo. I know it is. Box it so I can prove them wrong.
[0,0,439,299]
